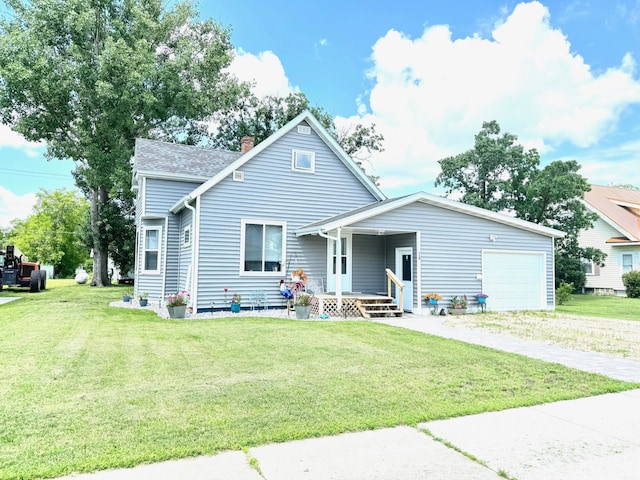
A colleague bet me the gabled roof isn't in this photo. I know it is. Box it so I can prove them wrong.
[583,184,640,242]
[133,138,242,184]
[169,110,386,213]
[296,191,566,238]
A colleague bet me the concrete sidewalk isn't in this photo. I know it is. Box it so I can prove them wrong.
[55,314,640,480]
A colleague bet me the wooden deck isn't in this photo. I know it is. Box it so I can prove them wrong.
[312,293,403,318]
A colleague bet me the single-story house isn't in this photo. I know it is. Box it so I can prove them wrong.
[579,184,640,295]
[132,110,564,314]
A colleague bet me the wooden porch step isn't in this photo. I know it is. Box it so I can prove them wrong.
[356,300,403,319]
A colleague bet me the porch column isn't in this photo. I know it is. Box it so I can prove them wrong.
[336,227,342,310]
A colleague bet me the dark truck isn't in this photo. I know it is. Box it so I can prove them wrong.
[0,245,47,292]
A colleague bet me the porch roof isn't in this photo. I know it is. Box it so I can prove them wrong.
[296,191,566,238]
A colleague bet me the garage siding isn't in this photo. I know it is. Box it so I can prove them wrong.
[351,201,556,311]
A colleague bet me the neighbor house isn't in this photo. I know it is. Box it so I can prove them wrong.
[131,111,564,314]
[579,184,640,295]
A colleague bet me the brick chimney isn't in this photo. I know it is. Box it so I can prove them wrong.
[241,136,254,153]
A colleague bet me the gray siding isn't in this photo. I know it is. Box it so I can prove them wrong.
[136,178,201,301]
[193,123,379,310]
[352,235,386,294]
[352,202,556,309]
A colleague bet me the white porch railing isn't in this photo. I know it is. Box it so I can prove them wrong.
[385,268,404,310]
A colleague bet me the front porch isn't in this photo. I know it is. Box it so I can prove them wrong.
[312,293,403,319]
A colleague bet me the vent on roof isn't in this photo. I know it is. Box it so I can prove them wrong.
[233,170,244,182]
[297,125,311,135]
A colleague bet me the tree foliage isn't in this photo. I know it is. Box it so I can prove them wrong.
[0,0,247,285]
[209,92,384,184]
[436,120,605,289]
[8,189,89,277]
[435,121,539,211]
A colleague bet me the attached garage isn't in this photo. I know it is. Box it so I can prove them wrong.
[482,250,546,311]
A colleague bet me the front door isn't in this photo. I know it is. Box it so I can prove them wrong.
[327,234,352,292]
[395,247,413,312]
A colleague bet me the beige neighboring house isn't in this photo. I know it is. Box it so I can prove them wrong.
[580,184,640,295]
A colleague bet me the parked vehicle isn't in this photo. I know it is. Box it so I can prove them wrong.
[0,245,47,292]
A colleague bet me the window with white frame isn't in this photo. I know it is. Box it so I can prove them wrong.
[292,149,315,173]
[143,227,161,273]
[580,258,594,275]
[621,253,635,273]
[182,225,191,247]
[241,220,285,274]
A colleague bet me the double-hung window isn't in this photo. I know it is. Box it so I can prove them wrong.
[241,220,285,274]
[143,227,161,273]
[622,253,634,273]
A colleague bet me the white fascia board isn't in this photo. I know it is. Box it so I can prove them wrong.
[296,192,566,238]
[581,200,635,240]
[303,113,386,201]
[137,170,209,184]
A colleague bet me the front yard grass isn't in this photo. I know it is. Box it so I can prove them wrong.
[0,281,637,479]
[556,293,640,320]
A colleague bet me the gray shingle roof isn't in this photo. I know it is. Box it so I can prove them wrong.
[134,138,242,179]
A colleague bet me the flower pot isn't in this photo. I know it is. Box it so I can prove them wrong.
[139,299,148,307]
[295,305,312,319]
[230,303,241,313]
[122,295,131,302]
[428,298,438,305]
[448,308,467,315]
[167,305,187,319]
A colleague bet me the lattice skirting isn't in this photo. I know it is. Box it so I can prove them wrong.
[312,297,361,317]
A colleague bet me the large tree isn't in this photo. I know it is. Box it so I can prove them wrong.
[208,92,384,184]
[9,189,89,277]
[0,0,246,285]
[436,121,605,289]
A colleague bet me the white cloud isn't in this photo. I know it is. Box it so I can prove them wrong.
[341,0,640,194]
[227,49,297,98]
[0,187,36,228]
[0,124,44,156]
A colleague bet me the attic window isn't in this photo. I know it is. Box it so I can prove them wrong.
[292,150,315,173]
[297,125,311,135]
[233,170,245,182]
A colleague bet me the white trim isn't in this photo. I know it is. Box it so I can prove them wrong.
[297,125,311,135]
[142,226,162,274]
[296,192,566,239]
[395,247,413,312]
[191,198,201,308]
[416,231,422,315]
[160,217,168,302]
[239,219,287,276]
[581,200,636,241]
[292,149,315,173]
[169,111,386,214]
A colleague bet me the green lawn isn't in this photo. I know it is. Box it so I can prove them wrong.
[0,281,637,480]
[557,293,640,320]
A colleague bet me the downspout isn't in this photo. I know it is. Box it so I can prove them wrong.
[184,199,197,310]
[318,227,342,310]
[161,216,169,304]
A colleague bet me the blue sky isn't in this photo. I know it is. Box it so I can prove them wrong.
[2,0,640,226]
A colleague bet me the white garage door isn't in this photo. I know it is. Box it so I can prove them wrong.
[482,251,546,311]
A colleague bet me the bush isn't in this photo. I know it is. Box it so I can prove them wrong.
[555,281,574,305]
[622,270,640,298]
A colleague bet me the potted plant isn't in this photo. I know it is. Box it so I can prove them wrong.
[166,290,190,318]
[422,292,443,305]
[122,290,132,302]
[230,292,242,313]
[294,292,313,319]
[138,292,148,307]
[448,295,468,315]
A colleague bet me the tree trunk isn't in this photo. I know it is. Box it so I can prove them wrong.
[90,187,111,286]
